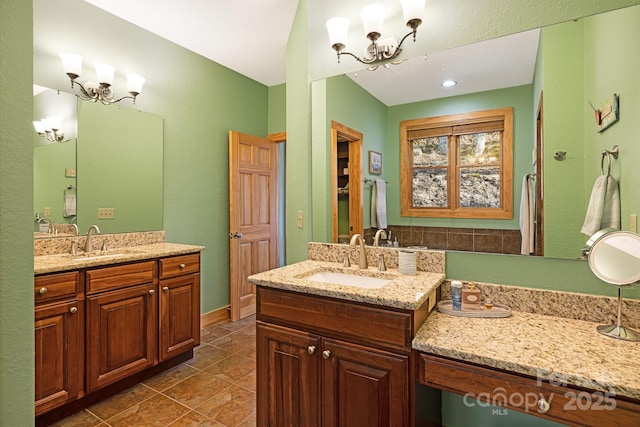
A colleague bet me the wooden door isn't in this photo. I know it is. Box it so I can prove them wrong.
[86,283,157,392]
[322,338,409,427]
[257,322,321,427]
[35,299,84,416]
[229,131,280,321]
[159,273,200,361]
[331,121,363,242]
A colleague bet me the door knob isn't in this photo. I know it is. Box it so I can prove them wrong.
[322,350,331,359]
[148,289,155,295]
[69,306,78,314]
[307,346,316,354]
[228,232,243,239]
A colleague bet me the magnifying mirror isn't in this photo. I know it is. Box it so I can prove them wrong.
[584,229,640,341]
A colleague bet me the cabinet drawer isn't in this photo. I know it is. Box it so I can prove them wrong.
[418,354,640,426]
[35,271,80,304]
[86,261,156,294]
[159,254,200,279]
[257,287,412,352]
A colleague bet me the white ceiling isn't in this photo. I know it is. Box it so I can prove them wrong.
[82,0,539,105]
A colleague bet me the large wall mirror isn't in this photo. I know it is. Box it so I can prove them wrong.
[33,88,163,236]
[315,4,640,261]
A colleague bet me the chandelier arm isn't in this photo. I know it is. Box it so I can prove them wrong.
[340,50,378,65]
[396,30,417,51]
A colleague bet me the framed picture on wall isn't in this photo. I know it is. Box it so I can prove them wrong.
[369,151,382,175]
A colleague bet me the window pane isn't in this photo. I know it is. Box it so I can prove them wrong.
[412,136,448,167]
[460,132,501,165]
[413,168,448,207]
[459,166,500,208]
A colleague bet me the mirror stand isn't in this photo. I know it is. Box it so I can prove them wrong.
[597,287,640,342]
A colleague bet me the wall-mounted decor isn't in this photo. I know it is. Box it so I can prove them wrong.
[369,150,382,174]
[592,93,619,133]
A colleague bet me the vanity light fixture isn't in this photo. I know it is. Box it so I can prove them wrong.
[326,0,425,65]
[33,117,64,142]
[59,53,145,105]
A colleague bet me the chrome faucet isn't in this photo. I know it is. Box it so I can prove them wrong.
[84,225,101,254]
[373,229,387,246]
[70,223,79,236]
[40,217,54,234]
[349,233,368,269]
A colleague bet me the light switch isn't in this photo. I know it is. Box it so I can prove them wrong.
[297,210,303,229]
[43,207,51,216]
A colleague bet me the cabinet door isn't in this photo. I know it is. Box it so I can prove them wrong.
[35,299,84,416]
[322,338,409,427]
[86,283,157,392]
[159,273,200,361]
[257,322,321,427]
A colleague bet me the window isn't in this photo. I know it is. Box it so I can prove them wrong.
[400,108,513,219]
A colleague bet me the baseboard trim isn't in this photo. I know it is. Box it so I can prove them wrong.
[201,305,230,326]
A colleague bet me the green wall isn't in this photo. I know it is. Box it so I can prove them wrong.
[0,0,35,425]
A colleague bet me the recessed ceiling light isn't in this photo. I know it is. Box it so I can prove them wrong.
[441,80,457,87]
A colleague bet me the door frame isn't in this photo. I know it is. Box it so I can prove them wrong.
[535,93,544,256]
[330,121,363,243]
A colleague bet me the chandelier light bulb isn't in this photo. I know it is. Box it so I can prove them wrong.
[361,4,385,40]
[59,53,83,79]
[95,63,115,86]
[326,17,350,50]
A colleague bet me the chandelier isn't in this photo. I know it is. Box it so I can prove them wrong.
[326,1,425,65]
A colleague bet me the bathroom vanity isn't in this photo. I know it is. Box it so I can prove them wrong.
[251,243,640,427]
[34,236,203,422]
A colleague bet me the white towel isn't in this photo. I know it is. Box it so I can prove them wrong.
[371,179,387,229]
[519,175,535,255]
[64,194,76,217]
[580,175,620,236]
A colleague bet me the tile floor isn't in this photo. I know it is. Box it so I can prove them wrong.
[50,315,257,427]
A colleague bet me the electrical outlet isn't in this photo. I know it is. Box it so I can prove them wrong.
[297,210,303,229]
[98,208,115,219]
[44,207,51,216]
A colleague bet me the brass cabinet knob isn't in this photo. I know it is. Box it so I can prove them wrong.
[39,287,48,294]
[307,346,316,354]
[537,397,550,413]
[179,263,186,269]
[148,289,155,295]
[163,286,169,291]
[69,307,78,314]
[322,350,331,359]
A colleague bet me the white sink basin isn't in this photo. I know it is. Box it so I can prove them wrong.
[305,271,391,289]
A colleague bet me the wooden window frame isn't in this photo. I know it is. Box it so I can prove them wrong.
[400,108,513,219]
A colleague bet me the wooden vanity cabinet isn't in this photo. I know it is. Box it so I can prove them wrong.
[257,286,422,427]
[418,353,640,427]
[158,253,201,361]
[34,272,83,416]
[85,261,158,392]
[35,252,202,418]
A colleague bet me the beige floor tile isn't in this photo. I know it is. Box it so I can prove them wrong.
[236,411,257,427]
[162,370,232,409]
[235,369,256,392]
[167,410,225,426]
[105,393,189,427]
[187,343,232,370]
[143,362,200,392]
[201,324,234,343]
[195,384,256,427]
[206,354,256,383]
[48,409,104,426]
[86,383,158,421]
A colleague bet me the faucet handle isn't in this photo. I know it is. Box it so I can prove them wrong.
[342,252,351,267]
[101,241,109,251]
[70,241,78,255]
[378,254,386,271]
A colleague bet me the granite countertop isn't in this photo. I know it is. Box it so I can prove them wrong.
[35,242,205,274]
[248,259,445,310]
[413,310,640,400]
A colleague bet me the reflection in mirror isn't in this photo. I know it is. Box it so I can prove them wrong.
[585,229,640,341]
[33,88,164,237]
[76,102,163,234]
[317,5,640,260]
